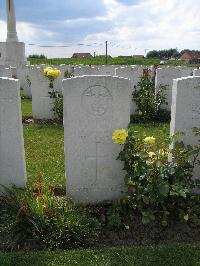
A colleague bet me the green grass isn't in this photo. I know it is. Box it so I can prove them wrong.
[20,98,65,187]
[1,245,200,266]
[28,56,194,67]
[129,123,170,139]
[23,124,65,187]
[21,98,32,117]
[29,56,160,66]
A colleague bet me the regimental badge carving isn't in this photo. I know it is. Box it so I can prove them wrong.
[81,85,112,116]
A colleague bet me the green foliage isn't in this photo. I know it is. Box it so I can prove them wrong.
[146,48,200,59]
[132,76,170,122]
[116,128,200,225]
[48,91,63,121]
[64,70,74,78]
[0,185,100,249]
[28,54,47,59]
[146,48,181,59]
[28,55,200,67]
[29,56,161,66]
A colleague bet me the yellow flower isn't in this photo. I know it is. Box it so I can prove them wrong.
[43,67,52,76]
[183,214,189,221]
[112,129,128,144]
[159,149,168,157]
[44,67,61,79]
[144,136,156,144]
[148,152,156,158]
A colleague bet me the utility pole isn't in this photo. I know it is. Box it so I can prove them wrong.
[94,52,96,58]
[106,41,108,64]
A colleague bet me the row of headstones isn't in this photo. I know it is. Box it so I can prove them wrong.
[1,64,199,121]
[2,63,199,118]
[22,64,144,119]
[155,66,200,111]
[0,74,199,203]
[30,64,198,119]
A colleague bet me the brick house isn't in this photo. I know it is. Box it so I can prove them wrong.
[72,53,93,59]
[180,51,200,64]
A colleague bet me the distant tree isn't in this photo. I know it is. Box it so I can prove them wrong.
[28,54,47,59]
[146,49,181,59]
[146,50,159,58]
[180,49,200,55]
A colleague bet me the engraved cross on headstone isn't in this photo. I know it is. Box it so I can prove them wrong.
[86,136,107,182]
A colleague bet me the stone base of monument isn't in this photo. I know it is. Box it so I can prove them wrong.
[0,42,27,67]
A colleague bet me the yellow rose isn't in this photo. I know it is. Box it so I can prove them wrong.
[112,129,128,144]
[148,152,156,158]
[144,136,156,144]
[159,149,168,157]
[44,67,61,79]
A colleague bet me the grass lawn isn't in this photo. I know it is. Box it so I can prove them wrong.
[21,98,32,118]
[21,98,65,187]
[1,245,200,266]
[28,56,193,67]
[24,124,65,187]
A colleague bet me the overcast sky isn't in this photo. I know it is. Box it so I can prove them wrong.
[0,0,199,58]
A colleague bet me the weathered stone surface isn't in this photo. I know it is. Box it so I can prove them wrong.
[74,66,100,76]
[0,66,12,78]
[155,66,192,111]
[63,75,131,204]
[74,65,119,77]
[0,77,26,191]
[115,66,143,114]
[97,65,117,76]
[193,69,200,76]
[31,67,57,119]
[170,76,200,180]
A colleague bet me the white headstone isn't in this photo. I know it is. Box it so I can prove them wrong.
[63,75,131,204]
[193,69,200,76]
[170,76,200,180]
[155,66,192,111]
[97,65,117,76]
[115,66,143,114]
[0,66,12,78]
[31,67,57,119]
[0,77,26,191]
[21,65,32,98]
[74,66,101,76]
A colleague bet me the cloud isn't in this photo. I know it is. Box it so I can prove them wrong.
[0,19,54,49]
[14,0,106,23]
[85,0,200,56]
[0,0,199,58]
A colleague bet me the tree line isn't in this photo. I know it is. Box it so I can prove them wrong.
[146,49,200,59]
